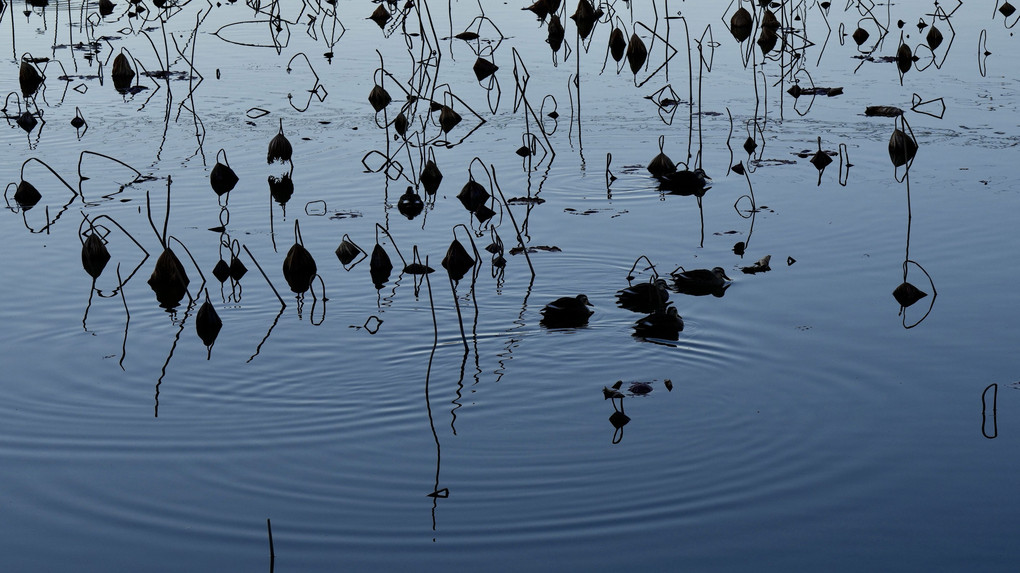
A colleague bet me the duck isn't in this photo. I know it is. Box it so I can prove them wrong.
[671,266,732,297]
[656,168,711,197]
[633,305,684,340]
[541,294,594,327]
[616,278,670,313]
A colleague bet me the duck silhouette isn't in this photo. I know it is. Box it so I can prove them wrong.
[541,294,594,328]
[633,306,684,340]
[671,266,731,297]
[657,168,711,197]
[616,278,670,313]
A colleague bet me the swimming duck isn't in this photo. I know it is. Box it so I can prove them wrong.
[671,266,732,296]
[633,305,684,340]
[616,278,670,313]
[656,168,711,197]
[541,294,594,327]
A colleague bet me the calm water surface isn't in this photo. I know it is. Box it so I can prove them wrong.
[2,1,1020,570]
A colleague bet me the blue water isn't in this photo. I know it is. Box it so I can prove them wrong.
[2,1,1020,571]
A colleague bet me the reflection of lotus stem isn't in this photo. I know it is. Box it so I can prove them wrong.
[242,244,286,308]
[374,222,407,267]
[490,166,535,278]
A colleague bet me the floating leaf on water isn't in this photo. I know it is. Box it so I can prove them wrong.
[896,43,913,74]
[865,105,903,117]
[730,7,752,42]
[608,27,627,61]
[403,262,434,275]
[81,233,111,279]
[282,242,317,294]
[473,57,499,82]
[548,15,565,52]
[396,186,424,220]
[888,128,917,167]
[267,121,293,163]
[368,84,392,112]
[16,111,37,133]
[19,61,43,96]
[195,297,223,348]
[603,386,625,400]
[852,27,870,46]
[893,282,927,307]
[458,179,490,212]
[626,33,648,75]
[368,4,390,28]
[441,239,475,282]
[629,382,653,395]
[420,159,443,195]
[741,254,771,274]
[438,105,462,133]
[14,180,42,209]
[926,26,943,50]
[664,379,673,391]
[455,31,480,41]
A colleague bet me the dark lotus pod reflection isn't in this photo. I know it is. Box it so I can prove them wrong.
[926,26,943,50]
[474,203,496,224]
[420,159,443,195]
[893,282,927,307]
[458,179,490,212]
[14,180,42,209]
[743,136,757,155]
[757,27,778,55]
[369,4,390,28]
[335,235,364,266]
[473,57,498,82]
[393,112,408,136]
[762,9,780,30]
[99,0,114,16]
[852,28,870,46]
[522,0,550,19]
[626,33,647,75]
[889,129,917,167]
[19,61,43,97]
[441,239,475,282]
[548,15,565,52]
[267,123,293,164]
[229,256,247,281]
[269,174,294,205]
[81,233,111,279]
[370,244,393,288]
[111,53,135,93]
[1001,2,1016,18]
[282,243,317,294]
[571,0,599,41]
[609,410,630,430]
[730,7,752,42]
[438,106,462,133]
[17,112,38,133]
[195,297,223,348]
[896,43,913,74]
[368,84,391,112]
[608,27,626,61]
[210,162,238,196]
[148,248,190,310]
[397,187,424,220]
[212,259,231,283]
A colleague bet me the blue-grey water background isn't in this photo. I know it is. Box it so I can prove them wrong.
[2,1,1020,570]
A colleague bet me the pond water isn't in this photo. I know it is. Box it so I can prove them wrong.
[2,0,1020,570]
